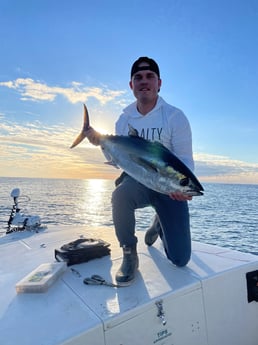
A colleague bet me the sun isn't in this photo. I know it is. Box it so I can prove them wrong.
[95,127,109,135]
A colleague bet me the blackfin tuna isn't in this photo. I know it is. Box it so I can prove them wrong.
[71,105,204,196]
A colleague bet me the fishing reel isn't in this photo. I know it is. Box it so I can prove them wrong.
[6,188,42,234]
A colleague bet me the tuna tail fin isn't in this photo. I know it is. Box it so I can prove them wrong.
[70,104,90,148]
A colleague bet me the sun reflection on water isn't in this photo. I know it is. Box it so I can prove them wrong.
[80,179,113,227]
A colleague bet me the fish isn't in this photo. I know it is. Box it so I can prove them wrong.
[70,104,204,196]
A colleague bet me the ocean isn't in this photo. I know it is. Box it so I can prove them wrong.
[0,177,257,256]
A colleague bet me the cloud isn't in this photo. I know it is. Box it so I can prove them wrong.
[194,153,258,184]
[0,119,120,179]
[1,119,258,183]
[0,78,126,104]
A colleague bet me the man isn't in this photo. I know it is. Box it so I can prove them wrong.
[88,57,194,285]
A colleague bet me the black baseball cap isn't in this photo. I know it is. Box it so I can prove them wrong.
[130,57,160,78]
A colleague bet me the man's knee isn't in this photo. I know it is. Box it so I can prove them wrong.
[172,256,190,267]
[165,248,191,267]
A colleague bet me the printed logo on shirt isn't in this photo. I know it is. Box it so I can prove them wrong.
[139,127,163,141]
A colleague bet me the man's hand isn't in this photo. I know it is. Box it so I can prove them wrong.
[169,191,192,201]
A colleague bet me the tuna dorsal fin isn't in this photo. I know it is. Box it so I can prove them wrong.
[128,124,139,137]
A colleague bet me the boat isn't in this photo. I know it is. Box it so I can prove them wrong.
[1,223,258,345]
[1,189,258,344]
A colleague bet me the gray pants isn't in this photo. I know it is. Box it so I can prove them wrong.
[112,175,191,267]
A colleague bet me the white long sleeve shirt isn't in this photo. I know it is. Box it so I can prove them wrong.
[115,96,194,171]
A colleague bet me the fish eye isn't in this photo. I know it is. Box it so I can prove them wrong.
[180,177,189,186]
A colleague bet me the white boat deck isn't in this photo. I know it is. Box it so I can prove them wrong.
[1,225,258,345]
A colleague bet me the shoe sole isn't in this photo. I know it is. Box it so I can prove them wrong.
[115,268,138,287]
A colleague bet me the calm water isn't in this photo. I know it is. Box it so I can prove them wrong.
[0,177,257,255]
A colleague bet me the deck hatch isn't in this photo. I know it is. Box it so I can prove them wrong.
[246,270,258,303]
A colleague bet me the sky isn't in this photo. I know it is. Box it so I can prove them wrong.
[0,0,258,184]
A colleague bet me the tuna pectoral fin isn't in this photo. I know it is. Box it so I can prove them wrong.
[131,156,159,173]
[132,156,177,177]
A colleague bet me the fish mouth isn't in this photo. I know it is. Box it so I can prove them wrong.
[185,190,203,196]
[180,177,204,196]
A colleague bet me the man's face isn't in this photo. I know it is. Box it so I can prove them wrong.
[130,63,162,103]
